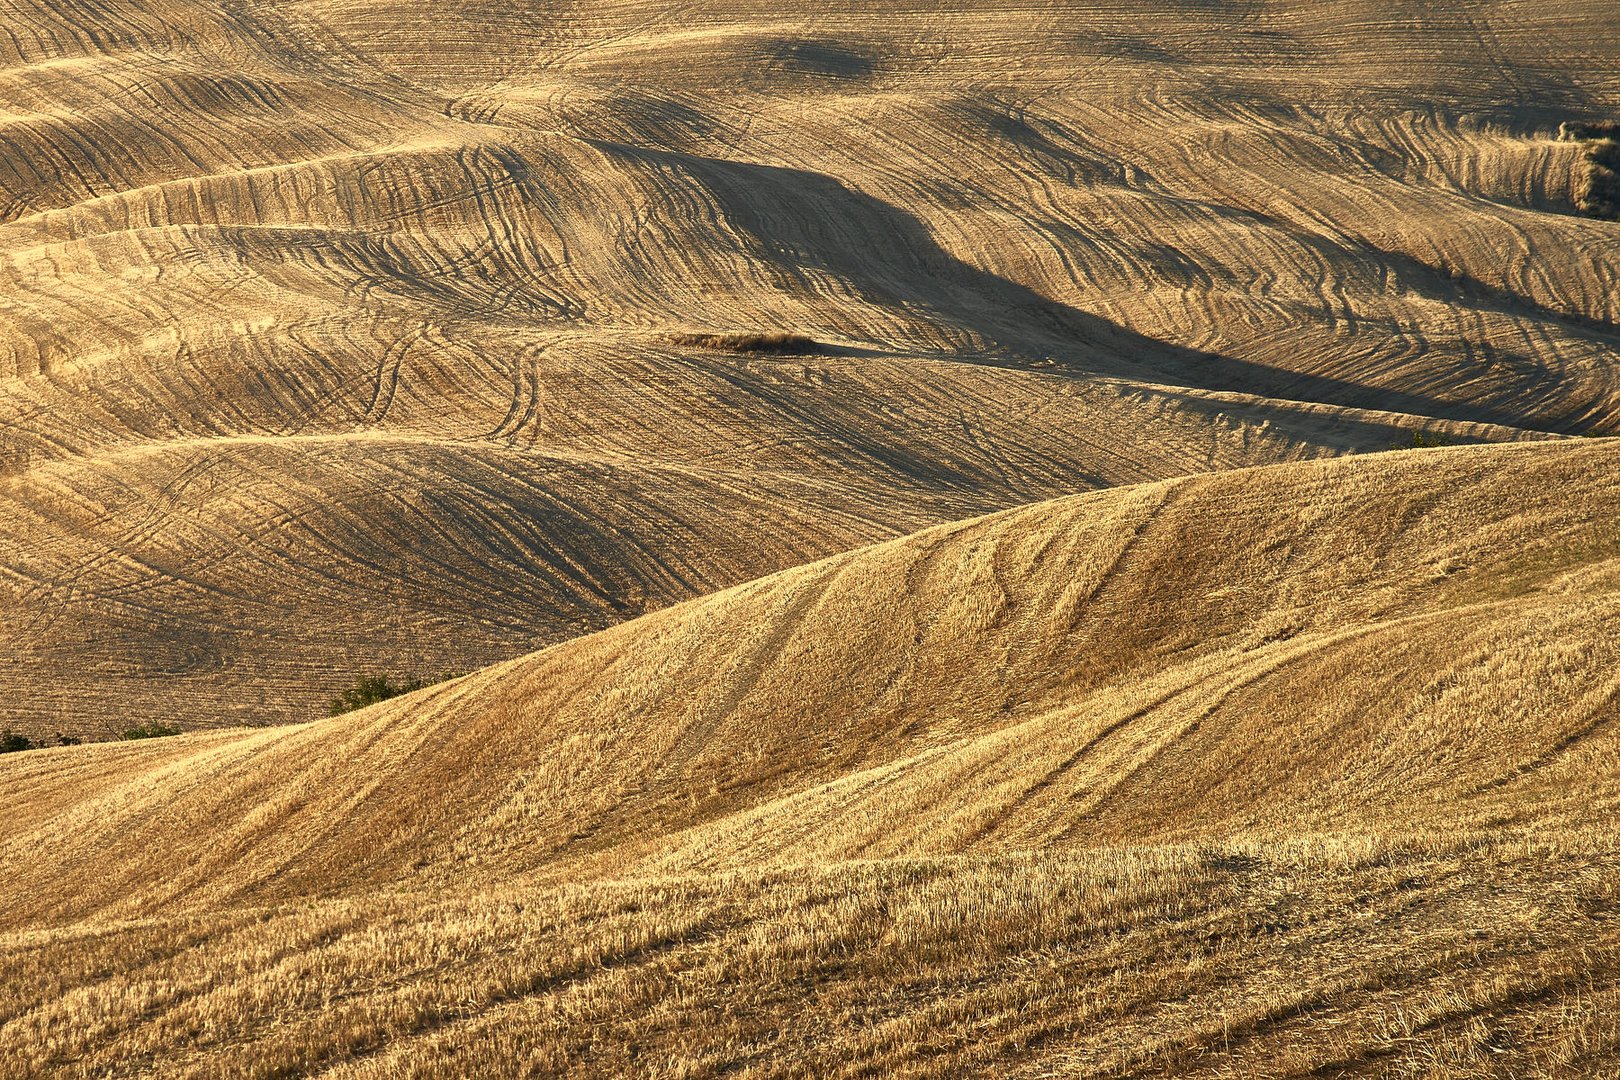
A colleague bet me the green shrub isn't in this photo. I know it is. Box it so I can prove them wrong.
[0,729,34,753]
[120,723,182,740]
[329,672,464,717]
[0,730,86,751]
[1398,430,1456,450]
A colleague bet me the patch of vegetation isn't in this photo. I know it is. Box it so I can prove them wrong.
[329,673,464,717]
[1560,121,1619,220]
[1394,429,1458,450]
[1577,144,1619,220]
[1,728,35,753]
[1,730,86,752]
[1560,121,1620,142]
[120,723,183,740]
[661,331,823,355]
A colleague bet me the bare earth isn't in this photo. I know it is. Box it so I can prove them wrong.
[2,0,1619,1075]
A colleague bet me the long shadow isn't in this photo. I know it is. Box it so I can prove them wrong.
[584,142,1596,434]
[598,139,1199,373]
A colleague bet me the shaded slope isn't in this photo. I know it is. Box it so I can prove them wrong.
[0,356,1437,735]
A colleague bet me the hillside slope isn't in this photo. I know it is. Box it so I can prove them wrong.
[10,438,1620,917]
[4,438,1620,1074]
[0,367,1441,735]
[2,0,1619,728]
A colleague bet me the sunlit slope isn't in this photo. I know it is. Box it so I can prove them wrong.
[3,0,1620,730]
[5,438,1619,928]
[6,841,1618,1078]
[6,438,1620,1076]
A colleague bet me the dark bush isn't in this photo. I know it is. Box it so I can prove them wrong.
[329,672,464,717]
[1560,121,1620,141]
[1398,429,1457,449]
[1576,141,1619,220]
[1560,121,1620,220]
[55,732,82,747]
[661,330,822,354]
[0,729,34,753]
[120,723,182,740]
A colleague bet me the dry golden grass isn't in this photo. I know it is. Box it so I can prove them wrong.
[6,0,1620,1074]
[5,836,1619,1079]
[6,439,1619,890]
[6,440,1620,1073]
[1,0,1616,729]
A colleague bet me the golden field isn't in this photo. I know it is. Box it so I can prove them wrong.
[2,0,1614,730]
[2,0,1620,1074]
[8,440,1620,1074]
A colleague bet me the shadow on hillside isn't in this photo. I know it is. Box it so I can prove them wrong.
[588,142,1593,434]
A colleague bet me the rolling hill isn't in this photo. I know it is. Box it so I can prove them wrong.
[4,438,1620,1074]
[2,0,1618,730]
[4,0,1620,1074]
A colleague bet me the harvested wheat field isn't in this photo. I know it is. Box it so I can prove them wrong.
[3,0,1620,1074]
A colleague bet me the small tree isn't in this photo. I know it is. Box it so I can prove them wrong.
[329,672,464,716]
[329,675,406,716]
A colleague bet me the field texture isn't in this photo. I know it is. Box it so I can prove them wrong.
[7,440,1620,1075]
[3,0,1620,1075]
[3,0,1617,730]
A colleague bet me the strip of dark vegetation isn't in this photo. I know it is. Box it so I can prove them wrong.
[1560,121,1620,141]
[1395,429,1460,450]
[121,724,182,740]
[662,331,823,354]
[329,673,464,717]
[1560,121,1619,220]
[3,675,471,750]
[2,730,97,752]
